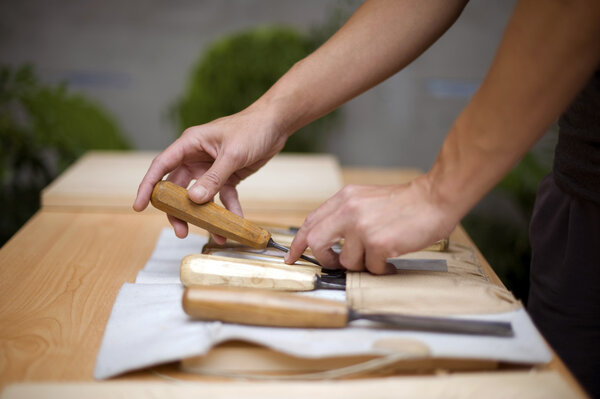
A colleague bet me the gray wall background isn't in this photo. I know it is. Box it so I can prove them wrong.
[0,0,517,170]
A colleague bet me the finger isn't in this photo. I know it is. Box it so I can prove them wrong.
[211,233,227,245]
[163,168,227,243]
[301,193,345,231]
[338,234,366,272]
[168,215,189,239]
[286,224,340,267]
[285,200,348,265]
[166,167,192,187]
[219,185,243,217]
[311,245,342,269]
[285,225,309,264]
[162,168,194,236]
[289,219,342,269]
[188,155,240,204]
[285,200,339,264]
[306,219,344,268]
[365,246,396,275]
[133,144,186,211]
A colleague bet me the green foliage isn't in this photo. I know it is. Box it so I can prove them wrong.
[462,138,556,302]
[173,26,339,152]
[0,65,130,246]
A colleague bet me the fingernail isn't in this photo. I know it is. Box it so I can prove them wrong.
[190,185,207,201]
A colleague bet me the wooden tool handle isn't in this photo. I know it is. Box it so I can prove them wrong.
[180,254,317,291]
[151,181,271,249]
[183,286,348,328]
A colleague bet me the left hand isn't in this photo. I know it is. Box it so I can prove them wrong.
[285,177,457,274]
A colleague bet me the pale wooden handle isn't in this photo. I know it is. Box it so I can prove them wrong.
[182,286,348,328]
[151,181,271,249]
[180,254,316,291]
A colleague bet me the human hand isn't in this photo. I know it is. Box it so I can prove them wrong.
[133,106,287,239]
[285,177,458,274]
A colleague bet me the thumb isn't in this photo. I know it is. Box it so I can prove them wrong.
[188,156,237,204]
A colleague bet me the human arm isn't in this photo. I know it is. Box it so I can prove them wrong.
[132,0,469,238]
[286,0,600,273]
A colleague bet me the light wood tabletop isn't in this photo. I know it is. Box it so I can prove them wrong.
[0,153,587,397]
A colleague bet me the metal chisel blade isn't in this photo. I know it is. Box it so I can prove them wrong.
[350,311,513,337]
[386,258,448,272]
[331,244,448,272]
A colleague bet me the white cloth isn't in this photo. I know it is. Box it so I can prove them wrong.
[94,229,552,379]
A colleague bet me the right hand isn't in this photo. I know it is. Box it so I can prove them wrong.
[133,106,288,239]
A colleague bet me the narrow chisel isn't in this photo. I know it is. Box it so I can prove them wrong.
[182,286,514,337]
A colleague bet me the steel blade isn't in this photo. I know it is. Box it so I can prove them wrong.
[350,310,513,337]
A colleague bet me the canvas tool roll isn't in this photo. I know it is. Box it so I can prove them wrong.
[201,228,520,316]
[346,243,521,316]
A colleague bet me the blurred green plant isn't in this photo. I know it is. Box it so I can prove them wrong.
[0,65,130,246]
[172,25,340,152]
[462,133,556,303]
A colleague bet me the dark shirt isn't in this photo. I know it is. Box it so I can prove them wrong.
[553,70,600,204]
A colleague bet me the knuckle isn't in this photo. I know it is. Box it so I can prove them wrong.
[181,126,198,138]
[179,129,193,141]
[303,212,317,228]
[202,170,222,188]
[305,232,321,251]
[223,147,246,165]
[150,154,162,167]
[363,233,377,249]
[343,196,362,213]
[341,184,358,198]
[150,155,167,173]
[339,253,359,271]
[305,232,317,249]
[365,234,386,254]
[294,225,308,242]
[354,218,369,233]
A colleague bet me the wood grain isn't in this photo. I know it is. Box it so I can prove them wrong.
[41,151,343,213]
[0,211,198,388]
[180,254,317,291]
[202,248,318,268]
[0,160,585,397]
[183,286,348,328]
[151,181,271,249]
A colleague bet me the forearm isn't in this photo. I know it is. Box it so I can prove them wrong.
[253,0,468,136]
[426,0,600,220]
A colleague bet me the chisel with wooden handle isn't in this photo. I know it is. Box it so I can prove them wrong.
[180,254,346,291]
[182,286,514,337]
[150,180,321,266]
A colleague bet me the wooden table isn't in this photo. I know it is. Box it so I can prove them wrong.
[0,155,586,397]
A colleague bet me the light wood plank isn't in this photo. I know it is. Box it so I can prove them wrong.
[41,151,343,213]
[0,211,176,386]
[0,371,582,399]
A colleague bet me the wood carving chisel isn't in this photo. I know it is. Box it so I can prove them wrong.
[180,254,346,291]
[151,181,321,266]
[182,286,514,337]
